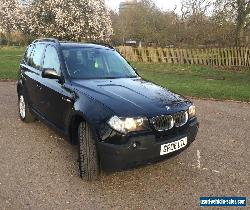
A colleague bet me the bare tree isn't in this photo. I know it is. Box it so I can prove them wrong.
[217,0,250,45]
[179,0,213,46]
[181,0,212,20]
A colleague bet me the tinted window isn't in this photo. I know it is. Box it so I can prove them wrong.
[62,48,137,79]
[30,44,45,69]
[23,45,34,64]
[43,45,61,74]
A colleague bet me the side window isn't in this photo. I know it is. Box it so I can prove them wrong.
[23,45,34,64]
[43,45,61,74]
[30,44,45,69]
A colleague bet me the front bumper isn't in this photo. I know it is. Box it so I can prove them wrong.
[98,118,199,171]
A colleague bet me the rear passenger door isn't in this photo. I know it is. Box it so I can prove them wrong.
[21,43,46,114]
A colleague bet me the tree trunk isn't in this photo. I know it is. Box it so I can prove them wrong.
[234,1,248,46]
[6,31,11,46]
[235,12,246,46]
[235,23,244,46]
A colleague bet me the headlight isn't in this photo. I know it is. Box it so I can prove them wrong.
[188,105,196,118]
[108,116,149,134]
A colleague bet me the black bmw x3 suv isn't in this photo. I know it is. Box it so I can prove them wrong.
[17,38,199,180]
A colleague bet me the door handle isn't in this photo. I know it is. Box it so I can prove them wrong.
[62,97,71,103]
[36,83,42,90]
[22,74,27,81]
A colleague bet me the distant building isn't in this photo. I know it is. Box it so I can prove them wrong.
[119,0,140,13]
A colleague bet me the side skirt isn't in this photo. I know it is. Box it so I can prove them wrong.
[31,108,70,141]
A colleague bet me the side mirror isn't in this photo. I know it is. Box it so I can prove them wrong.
[42,68,60,80]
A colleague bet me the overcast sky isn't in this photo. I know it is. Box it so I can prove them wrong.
[105,0,182,12]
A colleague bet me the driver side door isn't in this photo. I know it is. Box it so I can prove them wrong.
[39,45,73,131]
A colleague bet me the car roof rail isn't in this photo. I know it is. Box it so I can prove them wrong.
[59,41,115,49]
[32,38,60,45]
[59,41,74,44]
[91,42,115,50]
[32,39,115,50]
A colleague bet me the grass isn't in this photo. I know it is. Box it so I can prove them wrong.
[132,62,250,102]
[0,46,25,80]
[0,46,249,102]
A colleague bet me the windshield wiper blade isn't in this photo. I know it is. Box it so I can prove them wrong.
[104,77,121,79]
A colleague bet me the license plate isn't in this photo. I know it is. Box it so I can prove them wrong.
[160,137,188,156]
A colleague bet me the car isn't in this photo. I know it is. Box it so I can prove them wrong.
[17,38,199,181]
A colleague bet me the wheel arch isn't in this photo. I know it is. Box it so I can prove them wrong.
[17,80,23,96]
[68,111,97,145]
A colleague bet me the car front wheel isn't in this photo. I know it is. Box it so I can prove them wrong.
[78,121,100,181]
[18,94,36,123]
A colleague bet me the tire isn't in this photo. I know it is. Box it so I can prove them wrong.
[78,121,100,181]
[18,93,36,123]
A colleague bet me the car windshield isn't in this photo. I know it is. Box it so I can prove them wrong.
[62,47,138,79]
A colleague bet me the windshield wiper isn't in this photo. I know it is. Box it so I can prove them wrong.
[104,75,138,79]
[104,77,122,79]
[126,75,138,78]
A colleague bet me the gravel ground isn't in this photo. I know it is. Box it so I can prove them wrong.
[0,82,249,210]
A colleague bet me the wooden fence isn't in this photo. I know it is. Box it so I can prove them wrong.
[117,46,250,67]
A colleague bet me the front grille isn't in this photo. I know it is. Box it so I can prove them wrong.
[151,111,188,131]
[151,115,174,131]
[173,111,188,127]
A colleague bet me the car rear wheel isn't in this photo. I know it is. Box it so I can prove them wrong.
[78,121,100,181]
[18,94,36,123]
